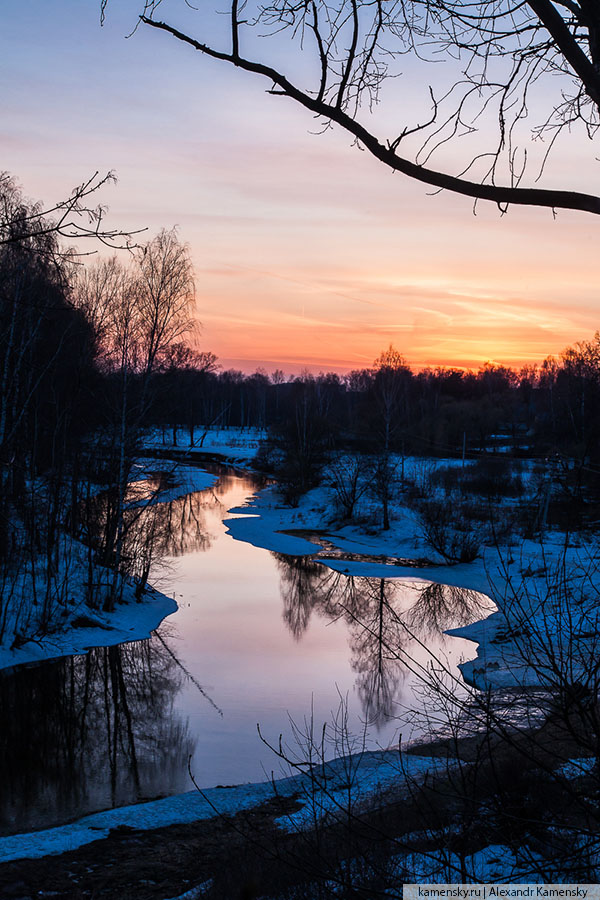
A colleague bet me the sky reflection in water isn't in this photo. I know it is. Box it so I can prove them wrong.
[0,466,493,834]
[154,468,492,788]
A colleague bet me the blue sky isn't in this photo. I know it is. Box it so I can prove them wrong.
[3,0,600,373]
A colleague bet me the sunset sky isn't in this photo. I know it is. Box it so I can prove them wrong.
[3,0,600,375]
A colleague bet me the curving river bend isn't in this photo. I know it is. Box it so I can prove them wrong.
[0,464,493,836]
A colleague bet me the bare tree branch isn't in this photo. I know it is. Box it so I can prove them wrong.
[140,15,600,214]
[0,171,145,256]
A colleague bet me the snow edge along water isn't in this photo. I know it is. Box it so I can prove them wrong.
[0,463,219,672]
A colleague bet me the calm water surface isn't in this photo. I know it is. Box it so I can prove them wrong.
[0,465,493,835]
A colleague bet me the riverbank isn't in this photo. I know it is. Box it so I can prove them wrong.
[0,458,494,856]
[142,427,266,468]
[224,470,600,692]
[0,749,441,863]
[0,721,592,893]
[0,578,176,673]
[0,462,218,672]
[1,446,598,889]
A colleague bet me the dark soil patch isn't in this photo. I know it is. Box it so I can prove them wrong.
[2,723,597,899]
[0,796,302,900]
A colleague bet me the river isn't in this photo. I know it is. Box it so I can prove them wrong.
[0,464,493,836]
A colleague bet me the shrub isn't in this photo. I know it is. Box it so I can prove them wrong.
[429,457,525,499]
[418,498,481,563]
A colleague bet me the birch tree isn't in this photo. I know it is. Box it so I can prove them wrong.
[74,229,196,609]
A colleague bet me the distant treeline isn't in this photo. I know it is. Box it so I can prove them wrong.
[3,170,599,504]
[2,168,600,619]
[153,342,600,463]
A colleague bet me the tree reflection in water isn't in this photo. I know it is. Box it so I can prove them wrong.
[404,581,487,637]
[0,469,248,836]
[0,467,493,835]
[0,467,226,838]
[273,554,491,730]
[151,488,214,558]
[83,465,230,601]
[0,632,195,835]
[149,466,264,561]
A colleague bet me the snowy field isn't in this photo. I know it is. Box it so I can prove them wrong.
[142,426,267,465]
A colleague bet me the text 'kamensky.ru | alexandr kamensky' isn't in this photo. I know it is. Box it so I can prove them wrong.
[411,888,591,899]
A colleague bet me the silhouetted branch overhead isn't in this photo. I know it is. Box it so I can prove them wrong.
[133,0,600,215]
[0,171,144,256]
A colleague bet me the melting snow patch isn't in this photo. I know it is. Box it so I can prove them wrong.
[274,752,453,832]
[558,757,596,779]
[402,843,545,883]
[0,750,446,863]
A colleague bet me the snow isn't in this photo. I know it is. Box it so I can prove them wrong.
[224,480,432,559]
[225,460,476,564]
[0,581,176,673]
[402,842,547,883]
[225,491,320,555]
[127,460,218,507]
[3,444,598,870]
[0,777,283,863]
[274,751,454,832]
[0,458,217,672]
[260,842,548,896]
[558,757,597,780]
[0,749,441,863]
[142,426,266,465]
[164,883,213,900]
[224,461,600,693]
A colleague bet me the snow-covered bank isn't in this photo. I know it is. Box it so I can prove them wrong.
[0,583,176,672]
[129,460,218,506]
[225,479,451,560]
[142,426,266,466]
[0,749,441,863]
[1,449,596,883]
[0,460,218,672]
[224,472,600,693]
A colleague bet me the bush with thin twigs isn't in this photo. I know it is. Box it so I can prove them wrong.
[417,499,481,563]
[429,457,526,500]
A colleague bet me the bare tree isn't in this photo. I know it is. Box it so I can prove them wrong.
[251,549,600,890]
[135,228,196,379]
[0,170,141,255]
[368,346,410,530]
[328,452,371,521]
[113,0,600,214]
[73,230,196,609]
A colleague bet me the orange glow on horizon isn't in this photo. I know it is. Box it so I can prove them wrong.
[209,330,587,376]
[5,0,598,385]
[197,261,599,376]
[214,346,566,377]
